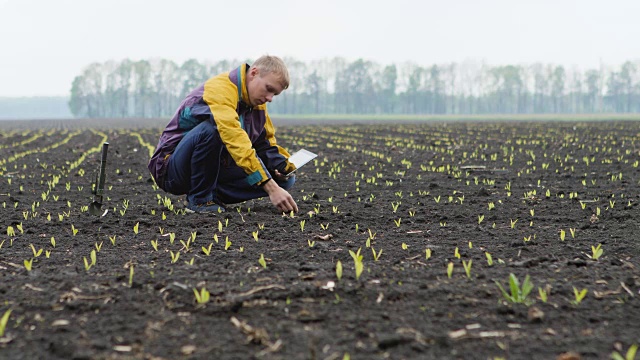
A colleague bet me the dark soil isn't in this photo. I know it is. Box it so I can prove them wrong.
[1,119,639,360]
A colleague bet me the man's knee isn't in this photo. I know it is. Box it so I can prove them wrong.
[193,121,217,142]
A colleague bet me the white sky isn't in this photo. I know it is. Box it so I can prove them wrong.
[1,0,639,97]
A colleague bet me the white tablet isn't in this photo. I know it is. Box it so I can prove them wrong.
[286,149,317,175]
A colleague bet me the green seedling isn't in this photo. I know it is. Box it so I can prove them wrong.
[391,202,400,212]
[133,222,139,234]
[320,223,329,230]
[478,214,484,224]
[71,224,78,236]
[371,247,383,261]
[611,344,638,360]
[129,265,134,287]
[462,260,472,279]
[468,241,473,249]
[454,247,460,259]
[169,233,176,244]
[495,273,534,305]
[224,236,231,250]
[560,229,566,241]
[202,243,213,256]
[179,239,191,252]
[258,254,267,269]
[349,248,364,280]
[252,231,259,241]
[7,226,15,237]
[45,250,51,258]
[213,234,219,243]
[109,235,116,246]
[0,240,4,249]
[218,220,223,233]
[95,242,102,252]
[447,262,454,278]
[569,228,576,238]
[150,240,158,251]
[50,237,56,248]
[257,223,264,230]
[394,218,401,227]
[30,244,42,258]
[308,240,315,247]
[570,287,588,306]
[185,257,195,265]
[586,244,603,260]
[83,257,91,271]
[16,223,23,234]
[300,220,306,232]
[425,248,432,260]
[486,252,493,266]
[336,260,343,280]
[194,287,210,304]
[538,287,548,303]
[24,258,33,271]
[0,309,11,337]
[170,250,180,263]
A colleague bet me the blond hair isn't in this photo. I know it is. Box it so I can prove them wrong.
[251,55,290,89]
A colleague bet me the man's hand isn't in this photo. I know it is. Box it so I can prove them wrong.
[262,179,298,213]
[273,169,291,182]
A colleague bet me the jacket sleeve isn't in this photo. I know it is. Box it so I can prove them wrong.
[254,107,296,174]
[203,77,271,186]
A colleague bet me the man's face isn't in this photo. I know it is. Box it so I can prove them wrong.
[246,68,285,107]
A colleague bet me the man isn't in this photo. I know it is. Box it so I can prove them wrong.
[148,55,298,214]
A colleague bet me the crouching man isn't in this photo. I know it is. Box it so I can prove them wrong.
[148,55,298,214]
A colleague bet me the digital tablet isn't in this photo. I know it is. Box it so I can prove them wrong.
[286,149,317,175]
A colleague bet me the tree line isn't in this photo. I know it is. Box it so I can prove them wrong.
[68,57,640,118]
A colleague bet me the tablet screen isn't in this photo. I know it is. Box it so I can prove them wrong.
[286,149,317,175]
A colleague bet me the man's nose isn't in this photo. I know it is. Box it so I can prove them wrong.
[266,94,273,102]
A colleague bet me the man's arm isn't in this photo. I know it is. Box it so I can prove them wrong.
[203,76,272,186]
[254,108,297,175]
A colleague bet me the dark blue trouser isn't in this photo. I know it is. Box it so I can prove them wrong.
[163,121,295,206]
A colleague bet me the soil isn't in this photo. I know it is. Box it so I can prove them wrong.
[0,119,639,360]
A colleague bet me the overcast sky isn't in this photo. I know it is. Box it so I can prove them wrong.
[1,0,639,97]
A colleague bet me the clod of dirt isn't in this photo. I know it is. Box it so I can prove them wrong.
[377,333,414,349]
[528,306,544,323]
[567,259,588,267]
[556,352,582,360]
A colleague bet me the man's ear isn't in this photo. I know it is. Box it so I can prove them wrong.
[249,67,260,78]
